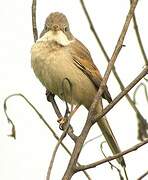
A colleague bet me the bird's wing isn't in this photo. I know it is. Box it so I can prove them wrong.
[68,39,112,103]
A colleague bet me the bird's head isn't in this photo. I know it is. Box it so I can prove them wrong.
[45,12,69,33]
[39,12,74,45]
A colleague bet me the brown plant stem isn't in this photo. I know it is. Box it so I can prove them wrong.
[32,0,38,42]
[130,0,148,66]
[90,0,139,112]
[80,0,147,140]
[62,114,94,179]
[46,115,72,180]
[62,1,138,179]
[94,66,148,121]
[137,170,148,180]
[76,138,148,172]
[4,93,91,180]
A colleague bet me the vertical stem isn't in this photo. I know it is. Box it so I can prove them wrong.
[32,0,38,42]
[130,0,148,65]
[62,119,93,179]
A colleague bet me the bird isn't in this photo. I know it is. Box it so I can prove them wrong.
[31,12,126,167]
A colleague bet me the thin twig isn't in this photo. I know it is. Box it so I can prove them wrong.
[133,83,148,103]
[76,138,148,171]
[46,116,72,180]
[137,170,148,180]
[130,0,148,65]
[133,83,148,140]
[83,135,102,147]
[129,0,148,139]
[90,0,139,114]
[3,93,91,180]
[100,142,124,180]
[4,97,16,139]
[32,0,38,42]
[80,0,108,60]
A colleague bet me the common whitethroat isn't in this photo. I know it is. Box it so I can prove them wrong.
[31,12,125,167]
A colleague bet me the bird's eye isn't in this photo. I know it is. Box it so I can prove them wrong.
[44,25,49,31]
[64,26,69,32]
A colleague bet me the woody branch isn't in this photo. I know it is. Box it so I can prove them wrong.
[62,0,139,179]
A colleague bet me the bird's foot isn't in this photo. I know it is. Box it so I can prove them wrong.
[57,117,67,130]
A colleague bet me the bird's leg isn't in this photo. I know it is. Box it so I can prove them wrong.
[57,101,70,129]
[58,104,80,129]
[46,90,55,102]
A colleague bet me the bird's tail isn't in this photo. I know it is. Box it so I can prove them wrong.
[96,106,126,167]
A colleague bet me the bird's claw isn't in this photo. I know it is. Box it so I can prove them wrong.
[57,117,67,130]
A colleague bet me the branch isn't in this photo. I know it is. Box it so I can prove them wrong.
[80,0,109,60]
[94,66,148,121]
[62,1,139,179]
[91,0,139,113]
[133,83,148,103]
[46,115,72,180]
[76,138,148,172]
[80,0,147,140]
[83,135,102,147]
[133,83,148,140]
[4,93,91,180]
[100,142,125,180]
[137,170,148,180]
[32,0,38,42]
[130,0,148,65]
[62,109,95,179]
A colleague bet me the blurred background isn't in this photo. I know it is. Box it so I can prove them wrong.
[0,0,148,179]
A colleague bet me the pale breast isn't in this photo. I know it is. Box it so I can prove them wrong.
[31,41,97,108]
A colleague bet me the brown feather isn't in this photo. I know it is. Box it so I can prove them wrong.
[68,39,112,103]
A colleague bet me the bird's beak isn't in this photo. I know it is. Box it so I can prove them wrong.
[52,24,60,32]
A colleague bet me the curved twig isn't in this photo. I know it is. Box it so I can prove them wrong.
[133,83,148,104]
[4,96,16,139]
[133,83,148,140]
[100,141,125,180]
[3,93,91,179]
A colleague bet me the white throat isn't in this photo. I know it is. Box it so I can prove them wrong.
[37,30,72,46]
